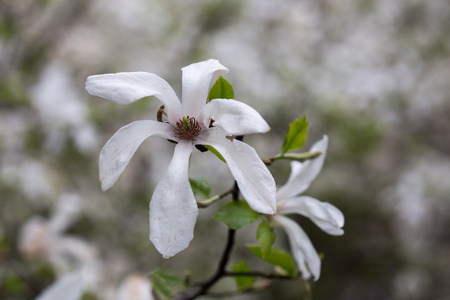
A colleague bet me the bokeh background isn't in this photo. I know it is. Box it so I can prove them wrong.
[1,0,450,299]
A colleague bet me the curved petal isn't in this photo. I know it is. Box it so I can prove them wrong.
[200,99,270,135]
[149,141,198,258]
[99,121,177,191]
[278,196,344,236]
[181,59,228,118]
[36,270,84,300]
[277,135,328,199]
[86,72,182,124]
[197,128,276,214]
[273,215,321,280]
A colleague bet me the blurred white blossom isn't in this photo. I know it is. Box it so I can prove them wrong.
[19,193,101,295]
[32,61,98,154]
[115,274,154,300]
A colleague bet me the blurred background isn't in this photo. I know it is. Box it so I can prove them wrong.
[1,0,450,299]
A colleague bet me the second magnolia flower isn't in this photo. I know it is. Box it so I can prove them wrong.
[86,59,276,258]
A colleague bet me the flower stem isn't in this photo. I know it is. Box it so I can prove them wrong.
[196,188,233,208]
[223,271,295,280]
[262,151,322,165]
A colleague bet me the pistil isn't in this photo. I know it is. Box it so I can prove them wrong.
[173,116,201,141]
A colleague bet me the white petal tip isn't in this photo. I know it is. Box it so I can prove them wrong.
[100,179,112,192]
[259,123,271,133]
[334,229,345,236]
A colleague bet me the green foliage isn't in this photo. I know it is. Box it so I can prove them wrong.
[0,17,16,39]
[81,292,102,300]
[203,76,234,163]
[256,220,276,258]
[203,145,226,163]
[214,200,259,229]
[247,245,296,276]
[340,119,382,157]
[318,106,383,158]
[231,261,256,290]
[150,269,185,300]
[0,76,29,107]
[189,178,211,198]
[208,76,235,101]
[24,125,46,154]
[1,273,27,296]
[281,115,309,153]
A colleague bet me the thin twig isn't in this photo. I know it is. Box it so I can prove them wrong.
[196,188,233,208]
[262,151,322,165]
[223,271,295,280]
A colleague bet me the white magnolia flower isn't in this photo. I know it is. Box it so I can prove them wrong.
[272,135,344,280]
[37,272,155,300]
[20,194,101,300]
[86,59,276,258]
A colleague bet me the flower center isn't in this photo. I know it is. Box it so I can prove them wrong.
[173,116,201,141]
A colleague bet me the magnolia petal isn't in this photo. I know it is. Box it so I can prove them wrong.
[279,196,344,236]
[99,121,176,191]
[181,59,228,118]
[198,128,276,214]
[277,135,328,199]
[200,99,270,135]
[86,72,182,124]
[36,271,84,300]
[273,215,321,280]
[149,141,198,258]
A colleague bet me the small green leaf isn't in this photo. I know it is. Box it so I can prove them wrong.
[150,269,185,300]
[247,244,296,276]
[231,260,256,290]
[151,277,171,299]
[256,220,276,258]
[281,115,309,153]
[208,76,235,101]
[204,145,226,163]
[189,178,211,198]
[214,200,259,229]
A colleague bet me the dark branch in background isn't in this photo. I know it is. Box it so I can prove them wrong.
[181,229,236,300]
[178,138,244,300]
[177,135,302,299]
[178,187,238,300]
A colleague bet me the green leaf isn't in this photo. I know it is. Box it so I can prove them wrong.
[150,269,185,300]
[208,76,235,101]
[231,260,256,290]
[246,244,296,276]
[204,145,226,163]
[189,178,211,198]
[281,115,309,153]
[214,200,260,229]
[256,220,276,258]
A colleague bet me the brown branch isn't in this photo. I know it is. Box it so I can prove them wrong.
[177,173,242,300]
